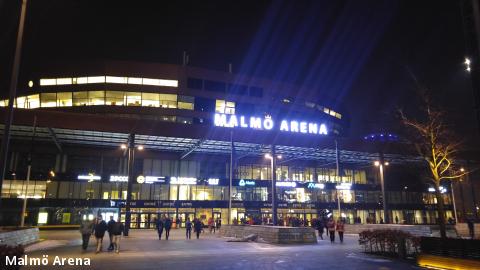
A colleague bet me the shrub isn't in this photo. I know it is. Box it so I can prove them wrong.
[358,229,420,258]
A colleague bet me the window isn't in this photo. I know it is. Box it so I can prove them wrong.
[88,91,105,105]
[27,94,39,108]
[204,80,226,93]
[87,76,105,84]
[15,96,27,109]
[178,95,194,110]
[106,91,125,106]
[40,93,57,107]
[142,93,160,107]
[228,84,248,95]
[159,94,177,108]
[106,76,127,84]
[56,78,72,85]
[73,91,88,106]
[125,92,142,106]
[57,92,72,107]
[127,77,142,85]
[40,79,56,86]
[215,99,235,114]
[187,77,203,89]
[76,77,88,84]
[249,86,263,97]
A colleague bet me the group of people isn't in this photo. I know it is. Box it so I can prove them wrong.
[313,217,345,243]
[80,215,124,254]
[155,216,220,240]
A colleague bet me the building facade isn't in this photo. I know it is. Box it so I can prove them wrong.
[0,61,454,227]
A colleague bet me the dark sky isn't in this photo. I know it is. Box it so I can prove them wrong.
[0,0,477,144]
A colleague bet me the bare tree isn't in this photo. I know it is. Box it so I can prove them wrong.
[399,96,467,239]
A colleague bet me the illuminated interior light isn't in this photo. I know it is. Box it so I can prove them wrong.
[28,81,33,88]
[56,78,72,85]
[127,77,142,84]
[87,76,105,83]
[40,79,56,86]
[106,76,127,84]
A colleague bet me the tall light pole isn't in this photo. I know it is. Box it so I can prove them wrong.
[20,116,36,227]
[265,150,281,226]
[0,0,28,198]
[228,131,234,225]
[374,158,389,224]
[122,134,143,236]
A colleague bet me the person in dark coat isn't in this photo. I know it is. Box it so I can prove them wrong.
[194,218,203,239]
[155,217,164,240]
[111,221,124,253]
[164,216,172,240]
[316,219,324,240]
[185,218,192,239]
[107,216,116,251]
[79,219,94,251]
[94,215,108,253]
[468,219,475,239]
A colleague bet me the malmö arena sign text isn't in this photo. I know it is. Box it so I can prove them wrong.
[214,113,328,135]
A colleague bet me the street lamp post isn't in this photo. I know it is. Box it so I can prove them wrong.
[123,134,143,236]
[374,157,389,224]
[265,148,281,226]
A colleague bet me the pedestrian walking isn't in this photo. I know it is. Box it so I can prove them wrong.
[316,219,324,240]
[93,215,108,253]
[79,219,94,251]
[111,221,124,253]
[336,218,345,243]
[208,217,215,233]
[322,218,329,236]
[156,216,164,240]
[468,219,475,239]
[194,218,203,239]
[327,218,336,243]
[216,218,221,231]
[107,216,116,251]
[164,216,172,240]
[186,218,192,239]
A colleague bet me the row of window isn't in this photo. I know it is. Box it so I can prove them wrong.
[1,180,452,205]
[187,77,263,97]
[0,92,193,110]
[236,164,368,184]
[38,76,178,87]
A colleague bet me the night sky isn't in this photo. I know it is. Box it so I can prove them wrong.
[0,0,477,144]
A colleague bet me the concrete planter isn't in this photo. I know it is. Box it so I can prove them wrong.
[221,225,317,244]
[0,227,39,246]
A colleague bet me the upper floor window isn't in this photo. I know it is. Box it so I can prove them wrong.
[215,99,235,114]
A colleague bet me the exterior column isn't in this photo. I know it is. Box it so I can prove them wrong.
[271,145,277,226]
[124,133,135,236]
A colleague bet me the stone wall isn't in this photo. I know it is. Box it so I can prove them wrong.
[221,225,317,244]
[0,228,39,246]
[344,224,433,236]
[455,223,480,238]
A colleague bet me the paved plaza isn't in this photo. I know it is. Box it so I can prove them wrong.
[22,229,423,270]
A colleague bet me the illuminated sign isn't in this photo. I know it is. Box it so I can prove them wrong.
[170,177,197,185]
[208,178,219,185]
[110,175,128,182]
[335,183,352,190]
[276,182,297,187]
[214,113,328,135]
[137,175,145,184]
[428,186,447,193]
[239,179,255,186]
[307,183,325,189]
[145,176,166,184]
[78,174,101,181]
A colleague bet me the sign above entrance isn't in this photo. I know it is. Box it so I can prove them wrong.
[213,113,328,135]
[170,177,197,185]
[239,179,255,186]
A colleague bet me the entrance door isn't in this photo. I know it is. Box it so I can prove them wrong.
[178,212,195,228]
[213,212,221,224]
[139,213,149,228]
